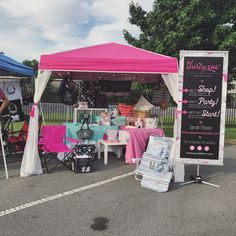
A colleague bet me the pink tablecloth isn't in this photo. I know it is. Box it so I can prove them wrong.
[121,127,164,164]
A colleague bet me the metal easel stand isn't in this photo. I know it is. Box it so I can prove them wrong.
[0,121,9,179]
[180,164,220,188]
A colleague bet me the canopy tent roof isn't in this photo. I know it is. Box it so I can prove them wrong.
[0,53,35,77]
[39,42,178,75]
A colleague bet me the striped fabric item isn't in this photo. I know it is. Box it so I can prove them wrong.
[141,172,173,193]
[118,103,134,117]
[135,136,174,193]
[136,152,168,176]
[145,136,173,158]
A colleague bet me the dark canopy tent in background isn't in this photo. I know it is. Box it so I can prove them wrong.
[21,42,183,179]
[0,53,34,179]
[0,53,35,77]
[0,53,35,120]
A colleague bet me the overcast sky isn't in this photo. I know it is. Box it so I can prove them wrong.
[0,0,153,62]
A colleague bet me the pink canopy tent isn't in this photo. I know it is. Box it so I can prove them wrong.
[39,42,177,73]
[20,42,181,178]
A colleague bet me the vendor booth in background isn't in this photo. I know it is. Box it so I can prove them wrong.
[0,52,35,179]
[0,52,35,121]
[20,42,184,185]
[0,52,35,77]
[0,80,24,119]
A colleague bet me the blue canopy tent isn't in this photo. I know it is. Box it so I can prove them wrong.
[0,53,35,77]
[0,53,34,179]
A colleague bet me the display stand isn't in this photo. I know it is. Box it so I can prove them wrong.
[180,165,220,188]
[73,108,107,123]
[0,121,9,179]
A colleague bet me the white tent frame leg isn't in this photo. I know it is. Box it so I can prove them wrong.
[0,122,9,179]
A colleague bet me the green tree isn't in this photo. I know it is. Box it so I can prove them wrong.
[124,0,236,90]
[22,59,58,101]
[23,59,39,77]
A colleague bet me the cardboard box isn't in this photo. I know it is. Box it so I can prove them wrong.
[133,110,150,119]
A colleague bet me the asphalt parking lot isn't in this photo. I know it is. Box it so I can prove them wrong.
[0,145,236,236]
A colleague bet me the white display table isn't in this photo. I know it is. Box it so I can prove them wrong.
[97,139,127,165]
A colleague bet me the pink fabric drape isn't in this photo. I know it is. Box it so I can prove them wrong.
[121,127,165,164]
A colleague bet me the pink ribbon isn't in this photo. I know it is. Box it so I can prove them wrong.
[175,110,180,120]
[30,103,38,118]
[175,110,188,119]
[223,74,228,82]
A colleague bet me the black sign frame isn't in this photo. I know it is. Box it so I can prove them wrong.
[176,51,228,166]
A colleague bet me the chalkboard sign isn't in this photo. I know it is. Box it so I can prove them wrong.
[176,51,228,166]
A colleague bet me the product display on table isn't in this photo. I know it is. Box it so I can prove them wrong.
[134,118,144,128]
[92,115,101,124]
[77,115,94,140]
[118,103,134,117]
[126,117,136,126]
[112,116,127,127]
[109,108,119,125]
[100,112,111,125]
[66,123,119,142]
[118,130,130,142]
[73,108,108,124]
[145,117,158,128]
[134,95,154,111]
[105,129,118,141]
[133,110,149,119]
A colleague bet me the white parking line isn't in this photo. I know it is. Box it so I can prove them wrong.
[0,171,134,217]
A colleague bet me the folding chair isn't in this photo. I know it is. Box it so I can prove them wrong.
[39,125,81,173]
[6,115,42,155]
[134,135,174,192]
[7,117,29,154]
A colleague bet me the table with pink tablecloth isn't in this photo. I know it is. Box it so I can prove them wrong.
[121,127,164,164]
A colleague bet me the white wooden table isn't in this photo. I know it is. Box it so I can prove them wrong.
[97,139,127,165]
